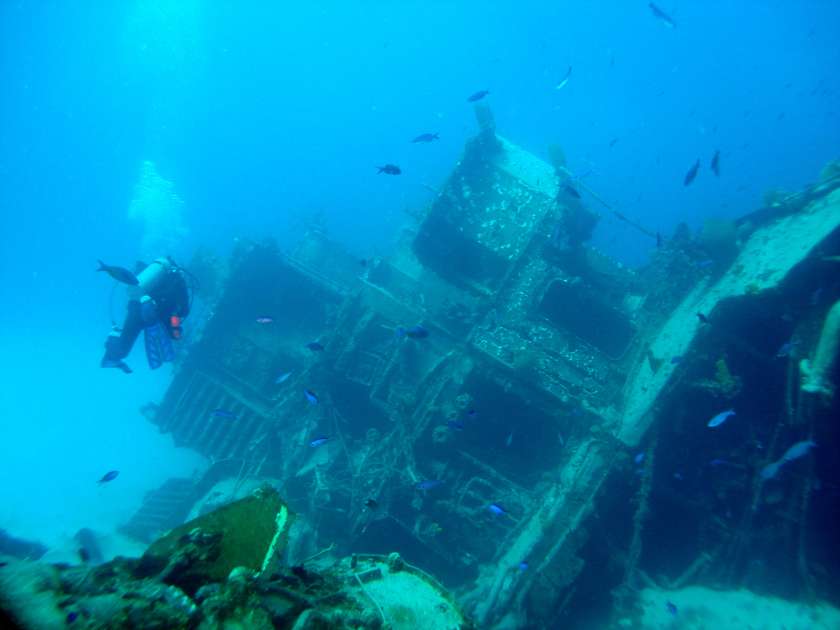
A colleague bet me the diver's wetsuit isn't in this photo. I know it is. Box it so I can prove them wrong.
[101,261,190,373]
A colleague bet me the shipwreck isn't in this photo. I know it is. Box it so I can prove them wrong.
[8,106,838,629]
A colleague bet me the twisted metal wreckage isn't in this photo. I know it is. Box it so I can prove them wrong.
[125,106,840,626]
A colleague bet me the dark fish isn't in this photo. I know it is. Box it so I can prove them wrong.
[416,480,442,490]
[695,259,714,268]
[666,601,678,615]
[609,137,619,147]
[304,389,319,405]
[683,159,700,186]
[696,312,709,324]
[212,408,236,419]
[447,419,464,431]
[396,325,429,339]
[67,612,79,624]
[710,149,720,176]
[0,562,7,568]
[377,164,401,175]
[75,528,103,565]
[306,341,325,352]
[656,232,662,248]
[562,183,581,198]
[466,409,478,419]
[359,258,368,267]
[467,90,490,102]
[670,356,683,365]
[364,498,379,510]
[98,470,119,484]
[96,260,139,286]
[412,133,439,143]
[649,3,676,28]
[310,436,329,447]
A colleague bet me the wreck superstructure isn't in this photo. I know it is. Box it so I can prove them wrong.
[128,112,840,627]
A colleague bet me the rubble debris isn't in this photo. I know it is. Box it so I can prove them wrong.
[0,489,472,629]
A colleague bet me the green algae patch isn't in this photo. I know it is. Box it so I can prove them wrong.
[140,485,293,585]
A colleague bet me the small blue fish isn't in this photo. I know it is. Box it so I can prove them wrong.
[670,356,683,365]
[467,89,490,102]
[275,371,292,384]
[310,437,329,448]
[649,3,676,28]
[212,409,236,419]
[634,453,645,465]
[396,325,429,339]
[666,601,678,616]
[673,472,684,481]
[67,612,79,624]
[416,480,442,490]
[518,561,529,571]
[488,503,507,516]
[707,409,735,428]
[695,259,714,268]
[447,420,464,431]
[810,287,823,306]
[306,341,325,352]
[760,461,781,480]
[412,132,440,143]
[304,389,319,405]
[98,470,119,484]
[780,439,816,463]
[466,409,478,418]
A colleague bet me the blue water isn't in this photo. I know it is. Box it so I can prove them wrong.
[1,0,838,561]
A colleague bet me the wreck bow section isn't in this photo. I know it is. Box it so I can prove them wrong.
[132,117,840,627]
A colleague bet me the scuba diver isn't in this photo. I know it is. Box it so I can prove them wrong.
[99,257,191,374]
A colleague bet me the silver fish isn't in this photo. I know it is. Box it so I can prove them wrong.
[555,66,572,90]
